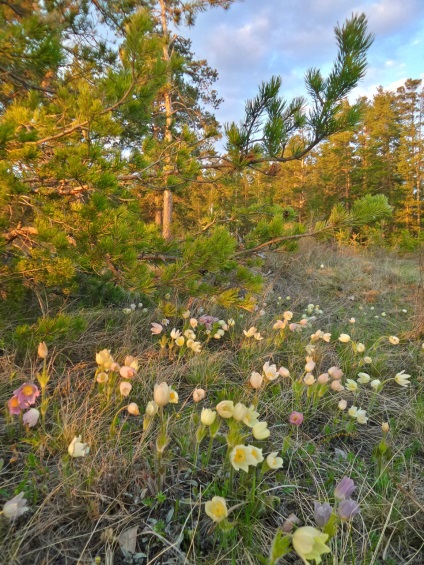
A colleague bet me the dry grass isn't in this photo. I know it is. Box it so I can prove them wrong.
[1,242,423,564]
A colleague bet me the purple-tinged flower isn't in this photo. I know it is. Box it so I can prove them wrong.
[23,408,40,427]
[334,476,356,500]
[198,315,219,330]
[314,502,333,528]
[8,395,23,415]
[338,499,360,520]
[14,383,40,407]
[289,411,304,426]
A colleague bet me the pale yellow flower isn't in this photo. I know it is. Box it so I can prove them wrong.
[230,444,257,472]
[193,388,206,402]
[145,400,158,417]
[127,402,140,416]
[243,405,260,428]
[317,373,329,384]
[382,422,389,433]
[96,349,114,369]
[303,373,316,386]
[250,371,263,389]
[356,342,365,353]
[357,372,370,384]
[292,526,331,565]
[249,445,264,464]
[119,381,132,396]
[346,379,358,392]
[283,311,293,320]
[338,399,347,410]
[205,496,228,522]
[252,421,270,440]
[279,366,290,378]
[201,408,217,426]
[169,389,179,404]
[216,400,234,419]
[266,451,283,469]
[263,361,279,381]
[339,333,351,343]
[154,382,170,406]
[170,328,181,340]
[175,336,185,346]
[96,371,108,384]
[254,332,264,340]
[394,370,411,387]
[389,335,400,345]
[363,356,372,364]
[68,436,89,458]
[233,402,248,422]
[243,326,257,338]
[273,319,286,330]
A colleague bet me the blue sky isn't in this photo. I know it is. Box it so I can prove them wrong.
[183,0,424,126]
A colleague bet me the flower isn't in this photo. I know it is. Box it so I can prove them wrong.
[345,379,358,392]
[193,388,206,402]
[14,383,40,407]
[250,445,264,464]
[243,326,257,338]
[328,366,343,380]
[170,328,181,340]
[338,399,347,410]
[356,409,368,424]
[303,373,316,386]
[68,436,90,458]
[254,332,263,340]
[110,362,120,373]
[182,310,190,319]
[317,373,329,384]
[348,405,358,418]
[356,343,365,353]
[127,402,140,416]
[230,444,257,472]
[201,408,217,426]
[7,395,23,415]
[370,379,382,391]
[3,492,29,520]
[154,382,170,406]
[273,319,286,330]
[389,336,400,345]
[205,496,228,523]
[243,405,260,427]
[250,371,263,389]
[119,381,132,397]
[314,502,333,528]
[394,370,411,387]
[169,388,179,404]
[184,329,196,339]
[151,323,163,335]
[96,371,108,384]
[216,400,234,419]
[96,349,113,368]
[382,422,390,433]
[23,408,40,427]
[279,366,290,378]
[339,333,351,343]
[119,366,136,379]
[233,403,248,422]
[330,380,344,392]
[252,421,270,440]
[266,452,283,470]
[363,356,372,364]
[189,318,198,328]
[305,358,316,373]
[357,372,370,384]
[338,499,360,520]
[145,400,158,417]
[289,411,303,426]
[175,336,185,347]
[38,341,48,359]
[263,361,279,381]
[292,526,331,565]
[334,476,356,500]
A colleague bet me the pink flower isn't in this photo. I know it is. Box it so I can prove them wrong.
[14,383,40,407]
[193,388,206,402]
[119,366,136,379]
[8,395,23,415]
[119,381,132,397]
[289,411,304,426]
[23,408,40,427]
[151,323,163,335]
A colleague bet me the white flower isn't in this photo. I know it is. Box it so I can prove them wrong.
[357,372,371,384]
[356,409,368,424]
[263,361,279,381]
[348,406,358,418]
[182,310,190,319]
[394,370,411,387]
[154,382,170,406]
[227,319,235,327]
[279,366,290,378]
[216,400,234,419]
[3,492,29,520]
[338,399,347,410]
[233,402,248,422]
[389,336,400,345]
[243,405,260,428]
[170,328,181,340]
[23,408,40,427]
[303,373,316,386]
[356,343,365,353]
[184,329,196,339]
[250,371,263,389]
[370,379,382,391]
[252,421,270,440]
[145,401,159,417]
[68,436,89,458]
[349,318,355,324]
[363,356,372,364]
[201,408,217,426]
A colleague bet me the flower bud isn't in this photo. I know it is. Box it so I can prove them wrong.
[154,382,170,406]
[127,402,140,416]
[193,388,206,402]
[201,408,217,426]
[38,342,48,359]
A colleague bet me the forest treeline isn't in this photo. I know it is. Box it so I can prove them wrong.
[0,1,420,313]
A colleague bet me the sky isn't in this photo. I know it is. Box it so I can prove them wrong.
[183,0,424,127]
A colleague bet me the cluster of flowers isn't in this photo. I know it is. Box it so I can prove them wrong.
[122,302,148,314]
[249,361,290,389]
[345,370,411,393]
[7,382,40,427]
[95,349,139,397]
[314,476,360,524]
[303,303,324,317]
[151,312,236,352]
